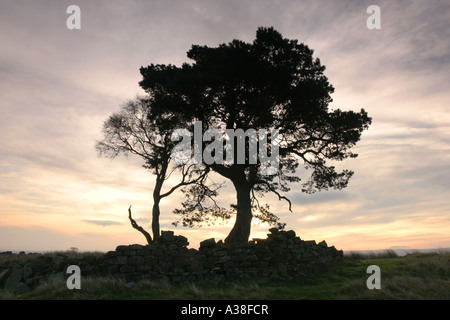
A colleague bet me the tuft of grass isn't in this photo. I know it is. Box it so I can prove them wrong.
[344,249,398,260]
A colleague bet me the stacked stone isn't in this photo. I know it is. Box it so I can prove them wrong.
[0,252,99,294]
[195,229,343,281]
[99,231,197,283]
[1,229,343,292]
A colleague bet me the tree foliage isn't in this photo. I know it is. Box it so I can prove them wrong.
[138,27,371,243]
[96,97,224,241]
[98,27,372,244]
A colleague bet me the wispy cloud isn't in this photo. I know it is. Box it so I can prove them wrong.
[83,220,122,227]
[0,0,449,251]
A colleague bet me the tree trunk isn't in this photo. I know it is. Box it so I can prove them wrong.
[225,181,253,244]
[152,195,161,240]
[151,163,167,240]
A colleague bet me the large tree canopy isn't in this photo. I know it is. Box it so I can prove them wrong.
[138,27,371,244]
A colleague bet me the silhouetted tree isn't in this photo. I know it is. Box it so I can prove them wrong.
[96,97,223,242]
[138,27,371,244]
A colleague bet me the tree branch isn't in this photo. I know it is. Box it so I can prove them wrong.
[254,180,293,212]
[128,205,152,245]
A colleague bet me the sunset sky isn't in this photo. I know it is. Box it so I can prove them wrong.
[1,0,449,252]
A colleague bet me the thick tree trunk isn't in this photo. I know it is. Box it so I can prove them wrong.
[225,181,253,244]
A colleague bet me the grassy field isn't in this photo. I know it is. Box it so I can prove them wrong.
[1,250,449,300]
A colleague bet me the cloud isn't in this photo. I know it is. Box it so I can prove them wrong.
[0,225,84,252]
[82,220,122,227]
[0,0,449,252]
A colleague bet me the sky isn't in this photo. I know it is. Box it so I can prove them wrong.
[1,0,449,253]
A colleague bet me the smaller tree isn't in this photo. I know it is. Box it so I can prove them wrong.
[96,97,222,242]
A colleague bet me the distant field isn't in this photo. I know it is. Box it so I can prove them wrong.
[1,250,449,300]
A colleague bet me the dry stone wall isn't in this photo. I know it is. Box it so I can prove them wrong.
[98,229,342,283]
[0,229,343,293]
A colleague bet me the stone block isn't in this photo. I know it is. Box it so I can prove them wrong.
[286,230,296,238]
[116,245,129,252]
[120,265,136,273]
[318,240,328,247]
[213,250,226,257]
[130,244,145,250]
[173,256,189,269]
[160,230,174,239]
[200,238,216,249]
[128,256,144,266]
[144,256,157,266]
[115,256,128,265]
[302,240,316,247]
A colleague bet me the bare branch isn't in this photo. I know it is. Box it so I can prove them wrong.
[128,205,152,245]
[254,180,292,212]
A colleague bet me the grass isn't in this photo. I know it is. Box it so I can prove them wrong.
[1,250,449,300]
[339,252,450,299]
[344,249,399,260]
[0,250,104,265]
